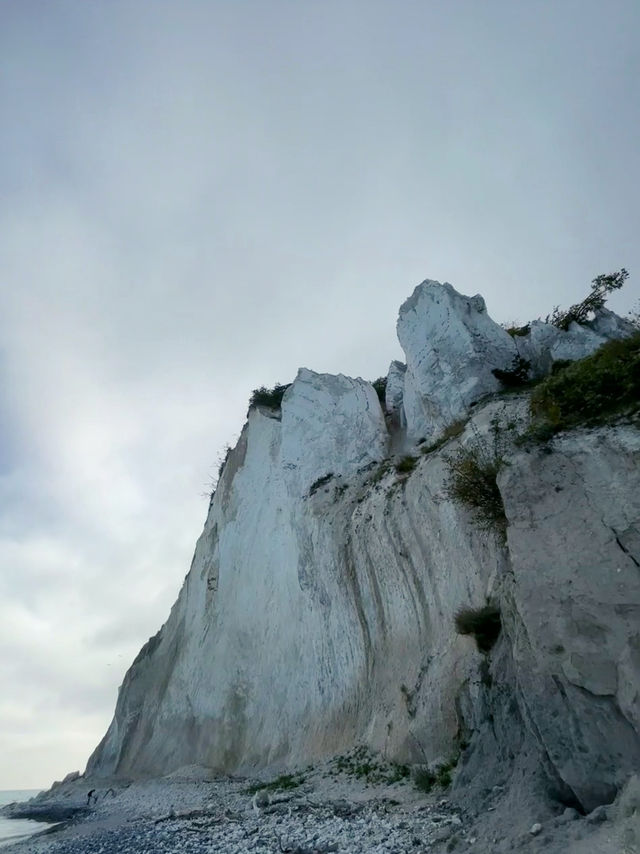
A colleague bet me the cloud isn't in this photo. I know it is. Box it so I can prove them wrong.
[0,0,638,788]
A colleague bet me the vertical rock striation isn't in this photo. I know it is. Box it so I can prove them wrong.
[87,280,639,816]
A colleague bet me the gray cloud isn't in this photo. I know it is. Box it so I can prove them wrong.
[1,0,638,787]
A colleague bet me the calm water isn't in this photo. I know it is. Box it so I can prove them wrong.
[0,790,54,849]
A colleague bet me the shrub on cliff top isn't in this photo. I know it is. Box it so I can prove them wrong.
[248,382,291,411]
[530,332,640,433]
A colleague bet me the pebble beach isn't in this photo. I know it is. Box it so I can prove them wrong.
[3,758,638,854]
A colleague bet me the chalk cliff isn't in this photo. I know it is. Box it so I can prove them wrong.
[87,280,640,817]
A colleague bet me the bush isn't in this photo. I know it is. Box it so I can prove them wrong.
[547,268,629,330]
[530,333,640,433]
[248,382,291,410]
[413,768,436,793]
[550,359,573,376]
[492,355,531,388]
[455,604,502,653]
[444,439,506,533]
[395,455,418,474]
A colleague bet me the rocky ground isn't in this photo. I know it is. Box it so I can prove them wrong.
[3,754,638,854]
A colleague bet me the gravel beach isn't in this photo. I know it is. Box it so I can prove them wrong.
[3,760,638,854]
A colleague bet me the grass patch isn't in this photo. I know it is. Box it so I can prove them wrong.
[244,773,305,795]
[421,418,467,455]
[529,333,640,435]
[455,603,502,653]
[331,747,410,785]
[395,455,418,474]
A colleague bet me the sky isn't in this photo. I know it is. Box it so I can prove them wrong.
[1,0,638,789]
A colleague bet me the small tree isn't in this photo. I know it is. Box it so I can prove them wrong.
[548,268,629,330]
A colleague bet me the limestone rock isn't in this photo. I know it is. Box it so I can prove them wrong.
[385,360,406,417]
[396,280,516,442]
[86,278,640,826]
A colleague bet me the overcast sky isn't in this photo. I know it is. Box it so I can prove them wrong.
[1,0,638,789]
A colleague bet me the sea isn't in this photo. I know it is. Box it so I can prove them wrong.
[0,790,54,849]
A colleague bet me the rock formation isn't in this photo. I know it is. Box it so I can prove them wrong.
[87,280,639,821]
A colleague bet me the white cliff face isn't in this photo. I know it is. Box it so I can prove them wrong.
[396,281,516,442]
[280,368,388,491]
[87,280,639,817]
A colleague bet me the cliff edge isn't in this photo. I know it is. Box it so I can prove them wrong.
[86,279,640,828]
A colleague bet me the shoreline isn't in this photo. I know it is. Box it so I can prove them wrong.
[3,763,637,854]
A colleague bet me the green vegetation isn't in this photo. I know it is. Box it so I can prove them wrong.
[529,333,640,434]
[371,460,391,484]
[492,355,531,388]
[331,746,410,785]
[245,773,305,795]
[413,767,436,792]
[309,472,334,495]
[444,436,506,534]
[503,323,531,338]
[421,418,468,455]
[454,603,502,653]
[547,268,628,330]
[413,756,459,793]
[395,455,418,474]
[248,382,291,410]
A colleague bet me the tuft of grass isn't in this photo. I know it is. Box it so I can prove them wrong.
[395,455,418,474]
[455,604,502,653]
[444,443,506,533]
[331,747,410,785]
[529,333,640,435]
[421,418,467,454]
[244,774,305,795]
